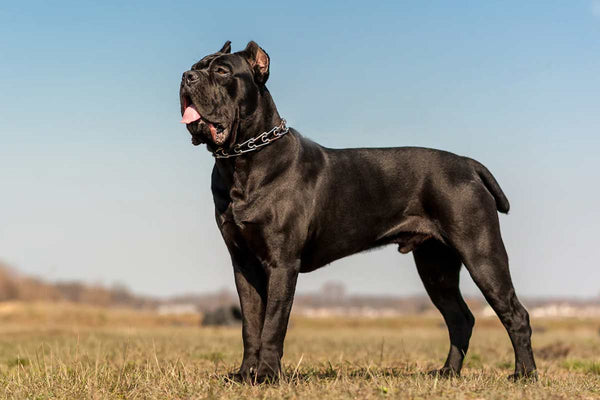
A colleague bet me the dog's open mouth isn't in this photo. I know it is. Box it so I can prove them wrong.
[181,96,228,146]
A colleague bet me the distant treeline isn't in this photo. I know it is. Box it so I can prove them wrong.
[0,262,157,309]
[3,261,595,314]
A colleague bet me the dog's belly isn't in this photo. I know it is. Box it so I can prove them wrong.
[299,215,440,273]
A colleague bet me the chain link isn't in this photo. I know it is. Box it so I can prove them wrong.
[213,119,289,159]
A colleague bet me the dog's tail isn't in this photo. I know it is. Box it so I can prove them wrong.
[469,159,510,214]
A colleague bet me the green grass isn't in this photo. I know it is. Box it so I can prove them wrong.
[0,303,599,399]
[562,359,600,375]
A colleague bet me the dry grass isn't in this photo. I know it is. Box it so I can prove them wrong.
[0,302,599,399]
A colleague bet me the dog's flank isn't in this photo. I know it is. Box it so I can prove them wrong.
[180,41,536,383]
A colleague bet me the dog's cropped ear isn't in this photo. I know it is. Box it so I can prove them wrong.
[219,40,231,54]
[241,41,270,85]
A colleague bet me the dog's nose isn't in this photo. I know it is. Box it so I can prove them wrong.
[183,71,199,85]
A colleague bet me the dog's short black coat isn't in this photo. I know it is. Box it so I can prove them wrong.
[180,41,537,382]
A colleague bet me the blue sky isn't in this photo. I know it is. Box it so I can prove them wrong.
[1,1,599,298]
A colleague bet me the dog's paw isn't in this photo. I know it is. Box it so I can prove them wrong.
[508,370,538,382]
[228,367,255,383]
[229,357,260,384]
[255,357,282,384]
[255,371,280,384]
[427,367,460,378]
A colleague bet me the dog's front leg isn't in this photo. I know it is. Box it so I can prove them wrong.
[255,261,300,382]
[232,261,267,382]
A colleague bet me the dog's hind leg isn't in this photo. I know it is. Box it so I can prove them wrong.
[451,209,537,380]
[413,239,474,377]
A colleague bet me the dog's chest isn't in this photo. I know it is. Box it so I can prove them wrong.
[214,186,260,248]
[211,163,259,226]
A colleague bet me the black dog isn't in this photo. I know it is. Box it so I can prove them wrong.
[179,41,537,382]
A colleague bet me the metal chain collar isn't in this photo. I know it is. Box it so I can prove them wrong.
[212,119,289,159]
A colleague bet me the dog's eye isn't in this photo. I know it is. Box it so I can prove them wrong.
[214,66,230,76]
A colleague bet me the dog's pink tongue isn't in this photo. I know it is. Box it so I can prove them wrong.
[181,105,201,124]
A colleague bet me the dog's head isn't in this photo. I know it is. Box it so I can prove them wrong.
[180,41,270,149]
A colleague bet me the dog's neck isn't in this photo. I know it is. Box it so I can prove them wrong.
[236,86,282,143]
[213,87,286,186]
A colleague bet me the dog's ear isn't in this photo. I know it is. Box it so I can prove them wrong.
[219,40,231,54]
[241,41,270,85]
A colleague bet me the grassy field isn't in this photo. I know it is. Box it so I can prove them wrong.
[0,303,599,399]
